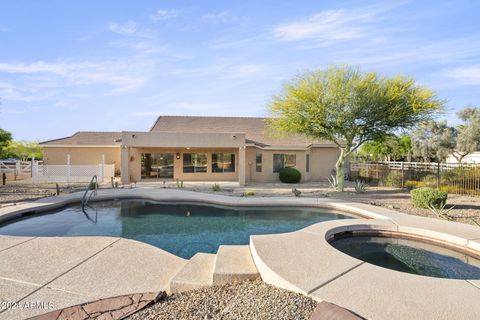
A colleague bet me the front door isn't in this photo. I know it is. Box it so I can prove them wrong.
[141,153,174,179]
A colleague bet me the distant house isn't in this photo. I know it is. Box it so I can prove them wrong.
[447,151,480,164]
[40,116,341,185]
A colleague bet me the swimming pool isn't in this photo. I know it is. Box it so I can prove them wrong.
[0,199,353,259]
[330,235,480,279]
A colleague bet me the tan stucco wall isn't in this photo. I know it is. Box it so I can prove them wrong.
[308,147,341,180]
[43,147,121,167]
[245,146,340,182]
[126,147,240,182]
[43,144,339,183]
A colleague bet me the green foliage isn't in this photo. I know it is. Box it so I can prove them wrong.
[357,134,412,161]
[2,140,43,160]
[212,183,221,192]
[269,65,443,191]
[411,187,448,209]
[279,167,301,183]
[0,129,13,158]
[354,179,367,193]
[243,191,255,196]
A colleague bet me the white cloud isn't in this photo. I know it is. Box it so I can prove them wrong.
[109,38,167,54]
[273,9,367,42]
[169,62,266,80]
[109,21,137,35]
[151,9,177,21]
[0,59,155,95]
[272,3,405,45]
[338,36,480,68]
[201,11,244,24]
[442,66,480,85]
[108,21,154,38]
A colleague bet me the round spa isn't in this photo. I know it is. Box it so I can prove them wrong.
[330,233,480,279]
[0,199,354,259]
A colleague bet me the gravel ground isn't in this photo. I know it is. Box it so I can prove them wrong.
[127,280,317,320]
[0,181,87,205]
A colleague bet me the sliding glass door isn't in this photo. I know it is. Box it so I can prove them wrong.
[141,153,174,179]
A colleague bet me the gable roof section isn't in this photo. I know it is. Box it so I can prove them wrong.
[150,116,332,147]
[40,132,122,146]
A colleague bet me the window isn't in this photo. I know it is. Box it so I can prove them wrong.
[306,154,310,173]
[273,154,297,173]
[212,153,235,173]
[256,153,262,172]
[183,153,207,173]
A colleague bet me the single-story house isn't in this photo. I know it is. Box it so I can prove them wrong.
[40,116,342,185]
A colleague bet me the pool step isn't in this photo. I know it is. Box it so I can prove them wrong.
[213,245,260,285]
[169,253,216,293]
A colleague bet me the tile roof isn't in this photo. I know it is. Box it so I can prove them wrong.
[150,116,332,147]
[40,116,336,147]
[40,132,122,146]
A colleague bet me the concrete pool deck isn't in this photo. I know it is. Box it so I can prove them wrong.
[0,187,479,319]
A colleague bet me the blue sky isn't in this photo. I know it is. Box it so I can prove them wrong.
[0,0,479,141]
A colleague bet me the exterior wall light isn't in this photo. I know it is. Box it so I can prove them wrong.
[176,153,181,160]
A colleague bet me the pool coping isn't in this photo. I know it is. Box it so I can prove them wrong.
[0,188,479,319]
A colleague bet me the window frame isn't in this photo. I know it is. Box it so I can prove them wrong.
[212,153,235,173]
[255,153,262,173]
[273,153,297,173]
[183,153,208,173]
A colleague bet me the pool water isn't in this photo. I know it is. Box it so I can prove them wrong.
[0,199,352,259]
[331,236,480,279]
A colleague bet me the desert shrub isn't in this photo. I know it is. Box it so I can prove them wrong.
[381,171,402,187]
[279,167,301,183]
[411,187,448,209]
[422,174,438,187]
[212,183,221,192]
[440,170,458,184]
[405,180,426,190]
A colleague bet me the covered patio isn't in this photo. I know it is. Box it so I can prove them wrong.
[120,131,246,185]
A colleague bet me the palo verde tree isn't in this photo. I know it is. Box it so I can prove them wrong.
[269,65,443,191]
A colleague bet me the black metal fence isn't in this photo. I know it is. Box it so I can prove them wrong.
[349,161,480,196]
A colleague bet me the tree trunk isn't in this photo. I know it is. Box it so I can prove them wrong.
[336,149,346,192]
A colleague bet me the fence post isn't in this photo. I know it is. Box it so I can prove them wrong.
[32,156,36,183]
[100,154,105,181]
[67,154,71,185]
[436,162,440,189]
[15,161,20,181]
[401,162,405,189]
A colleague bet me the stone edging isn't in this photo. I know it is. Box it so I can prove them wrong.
[29,292,164,320]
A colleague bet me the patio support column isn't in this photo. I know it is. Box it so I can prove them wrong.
[121,146,130,184]
[238,146,246,186]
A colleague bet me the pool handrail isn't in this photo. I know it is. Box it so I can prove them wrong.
[81,175,98,223]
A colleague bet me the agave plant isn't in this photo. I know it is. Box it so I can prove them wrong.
[428,203,455,221]
[328,175,338,189]
[354,179,366,193]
